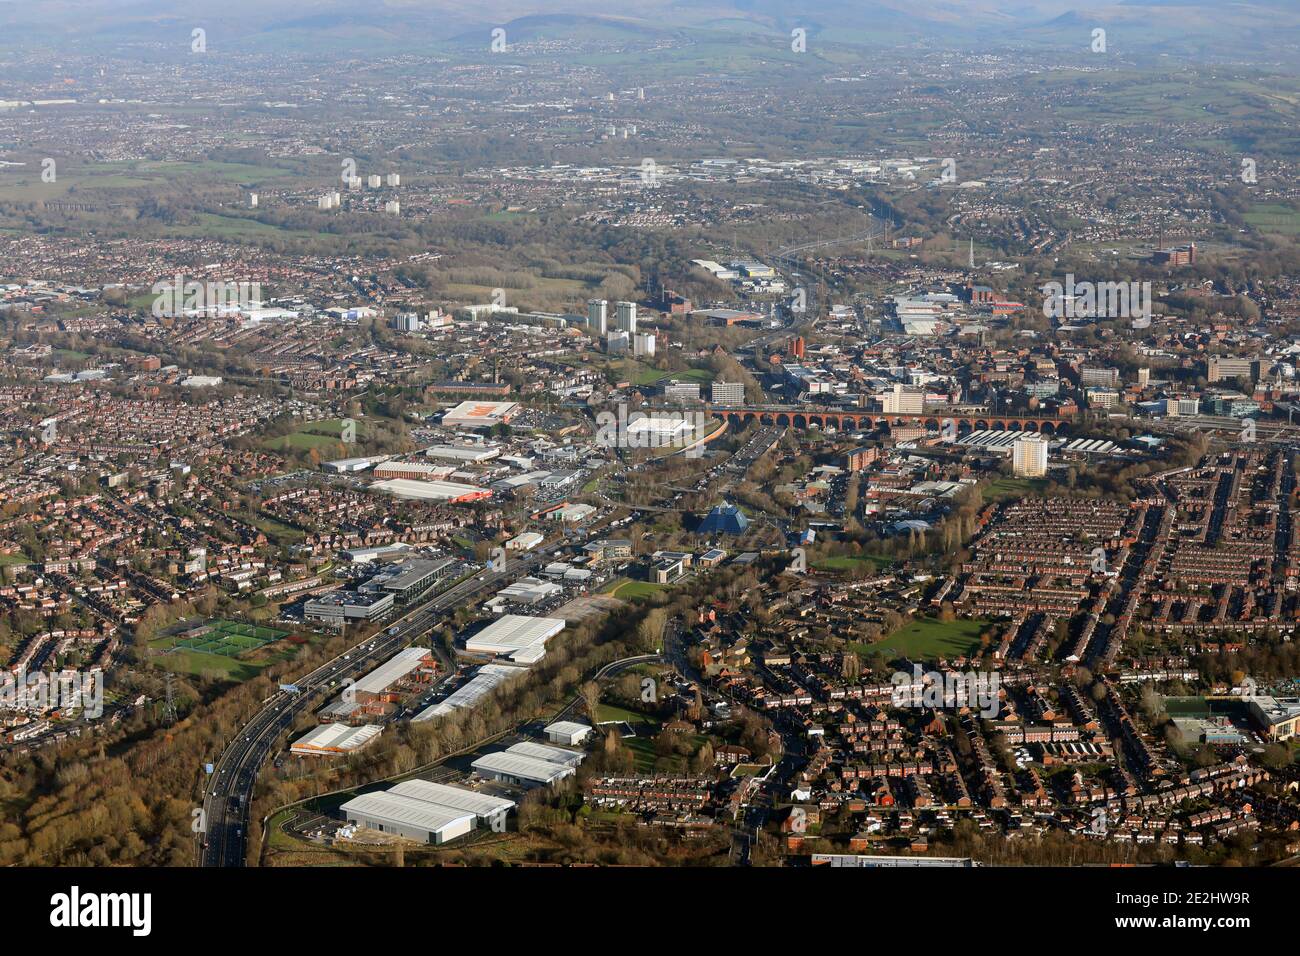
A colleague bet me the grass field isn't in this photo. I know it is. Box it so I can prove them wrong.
[0,158,296,203]
[631,365,713,387]
[858,616,990,661]
[0,552,29,568]
[986,476,1049,500]
[239,511,306,545]
[595,703,659,728]
[609,580,667,600]
[261,418,361,454]
[617,731,709,773]
[151,619,293,681]
[1246,203,1300,236]
[165,212,320,242]
[155,649,269,682]
[814,554,894,574]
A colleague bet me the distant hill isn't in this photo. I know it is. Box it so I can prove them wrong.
[0,0,1295,62]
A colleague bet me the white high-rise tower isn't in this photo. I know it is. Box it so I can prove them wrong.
[615,300,637,334]
[587,299,608,335]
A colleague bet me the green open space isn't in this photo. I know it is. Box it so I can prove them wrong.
[814,554,895,574]
[1246,203,1300,236]
[630,365,713,387]
[594,703,659,728]
[856,616,991,661]
[0,158,297,204]
[148,619,294,681]
[261,418,362,454]
[608,580,667,600]
[986,476,1050,500]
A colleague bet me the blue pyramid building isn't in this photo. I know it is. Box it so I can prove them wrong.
[698,502,749,535]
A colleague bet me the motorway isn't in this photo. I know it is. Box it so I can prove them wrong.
[200,546,560,867]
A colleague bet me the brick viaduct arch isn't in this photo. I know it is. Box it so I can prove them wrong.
[712,407,1068,435]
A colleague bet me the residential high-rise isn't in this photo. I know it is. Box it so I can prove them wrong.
[587,299,607,335]
[1012,434,1048,477]
[615,300,637,334]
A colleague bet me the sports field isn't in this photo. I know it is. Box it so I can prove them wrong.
[152,619,293,679]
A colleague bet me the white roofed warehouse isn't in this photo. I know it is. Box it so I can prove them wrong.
[388,779,515,830]
[545,720,593,746]
[505,740,585,768]
[464,614,566,664]
[353,646,438,703]
[441,400,519,429]
[411,662,524,721]
[471,744,584,788]
[290,723,382,756]
[338,792,476,845]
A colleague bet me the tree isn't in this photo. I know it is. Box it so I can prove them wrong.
[580,680,601,722]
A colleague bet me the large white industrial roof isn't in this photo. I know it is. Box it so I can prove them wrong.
[505,740,585,767]
[370,478,488,501]
[545,720,592,740]
[290,722,382,754]
[388,779,516,818]
[442,401,519,426]
[491,577,563,604]
[339,792,476,834]
[411,663,525,722]
[471,752,575,784]
[465,614,565,661]
[353,647,432,696]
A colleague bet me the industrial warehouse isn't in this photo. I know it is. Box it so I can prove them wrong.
[290,722,383,756]
[463,613,567,664]
[470,740,586,788]
[339,780,516,844]
[319,646,439,721]
[411,662,525,721]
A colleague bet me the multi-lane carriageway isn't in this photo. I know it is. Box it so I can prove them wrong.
[200,546,559,867]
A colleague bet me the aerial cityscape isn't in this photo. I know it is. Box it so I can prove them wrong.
[1,0,1296,934]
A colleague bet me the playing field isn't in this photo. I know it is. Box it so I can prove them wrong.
[153,620,291,678]
[814,554,894,573]
[261,418,361,453]
[860,617,991,661]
